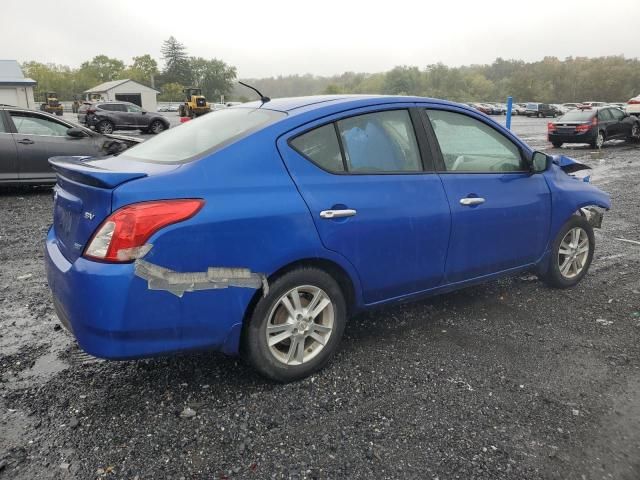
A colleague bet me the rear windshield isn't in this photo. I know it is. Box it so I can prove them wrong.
[559,110,594,121]
[124,108,286,163]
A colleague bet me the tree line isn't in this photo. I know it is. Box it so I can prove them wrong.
[234,56,640,104]
[21,37,237,103]
[21,53,640,105]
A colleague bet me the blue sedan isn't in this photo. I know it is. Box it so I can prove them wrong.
[45,95,610,382]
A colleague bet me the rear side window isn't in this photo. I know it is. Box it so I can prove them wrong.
[337,110,422,173]
[290,109,423,174]
[0,113,6,133]
[427,109,524,173]
[124,108,286,163]
[290,124,344,172]
[598,109,613,121]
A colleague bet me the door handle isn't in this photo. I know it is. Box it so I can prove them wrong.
[320,209,357,219]
[459,197,485,206]
[17,139,34,145]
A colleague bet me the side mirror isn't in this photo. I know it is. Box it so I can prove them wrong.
[530,151,550,173]
[66,127,86,138]
[141,110,147,114]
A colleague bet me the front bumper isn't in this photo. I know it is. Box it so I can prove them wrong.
[45,228,249,359]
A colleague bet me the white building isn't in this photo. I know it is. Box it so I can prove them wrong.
[84,79,159,112]
[0,60,36,108]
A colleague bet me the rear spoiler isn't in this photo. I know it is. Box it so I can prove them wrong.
[49,156,148,189]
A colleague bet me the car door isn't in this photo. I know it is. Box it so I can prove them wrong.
[607,107,627,138]
[423,107,551,283]
[8,110,101,181]
[596,108,617,138]
[125,103,149,128]
[0,111,19,182]
[278,106,451,304]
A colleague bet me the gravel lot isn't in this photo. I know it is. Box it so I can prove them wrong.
[1,116,639,479]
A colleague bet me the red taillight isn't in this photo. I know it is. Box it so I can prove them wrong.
[547,122,556,132]
[84,199,204,262]
[628,99,640,105]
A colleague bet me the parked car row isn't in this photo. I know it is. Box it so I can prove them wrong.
[78,101,170,135]
[0,105,140,185]
[548,105,640,148]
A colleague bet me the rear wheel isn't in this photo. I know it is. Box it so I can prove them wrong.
[96,120,114,134]
[539,215,594,289]
[590,130,605,149]
[242,267,346,382]
[149,120,165,134]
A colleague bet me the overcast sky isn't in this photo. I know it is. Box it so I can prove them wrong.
[2,0,639,78]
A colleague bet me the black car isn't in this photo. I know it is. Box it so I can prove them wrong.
[0,106,141,185]
[525,103,558,118]
[78,101,170,135]
[548,107,640,148]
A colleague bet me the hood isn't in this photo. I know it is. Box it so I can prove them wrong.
[551,154,591,174]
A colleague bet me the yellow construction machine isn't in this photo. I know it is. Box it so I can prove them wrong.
[178,88,211,118]
[40,92,64,116]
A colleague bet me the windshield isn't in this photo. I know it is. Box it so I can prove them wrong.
[559,110,594,121]
[124,108,286,163]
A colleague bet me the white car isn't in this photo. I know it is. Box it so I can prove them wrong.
[562,103,580,110]
[626,95,640,116]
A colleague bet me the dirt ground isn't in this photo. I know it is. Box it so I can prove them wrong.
[1,116,639,479]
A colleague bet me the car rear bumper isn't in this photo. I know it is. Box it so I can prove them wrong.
[45,228,248,359]
[548,131,595,144]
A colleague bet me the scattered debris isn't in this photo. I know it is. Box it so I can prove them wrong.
[613,237,640,246]
[179,407,196,418]
[596,319,613,326]
[16,274,33,280]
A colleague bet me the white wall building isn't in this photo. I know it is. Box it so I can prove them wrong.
[0,60,36,108]
[84,79,160,112]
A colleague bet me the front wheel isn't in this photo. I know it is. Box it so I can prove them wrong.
[242,267,347,382]
[626,123,640,143]
[539,216,594,289]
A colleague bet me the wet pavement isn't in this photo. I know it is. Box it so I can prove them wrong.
[1,117,639,479]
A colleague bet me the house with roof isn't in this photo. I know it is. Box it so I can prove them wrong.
[84,79,159,112]
[0,60,37,108]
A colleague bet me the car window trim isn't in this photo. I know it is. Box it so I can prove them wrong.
[287,106,433,176]
[421,107,530,174]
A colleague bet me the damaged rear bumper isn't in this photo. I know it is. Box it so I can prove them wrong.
[44,229,254,359]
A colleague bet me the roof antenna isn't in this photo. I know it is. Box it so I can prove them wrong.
[238,81,270,103]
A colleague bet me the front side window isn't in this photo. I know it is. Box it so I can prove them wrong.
[337,110,422,173]
[609,108,624,121]
[126,104,141,113]
[10,112,69,136]
[597,109,613,121]
[427,110,524,173]
[124,108,286,163]
[0,113,7,133]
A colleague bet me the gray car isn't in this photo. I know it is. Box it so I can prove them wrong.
[0,106,141,185]
[78,101,170,135]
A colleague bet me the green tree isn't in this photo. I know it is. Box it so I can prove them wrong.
[159,82,185,102]
[189,57,237,102]
[323,84,342,94]
[78,55,125,84]
[123,54,159,86]
[161,36,191,86]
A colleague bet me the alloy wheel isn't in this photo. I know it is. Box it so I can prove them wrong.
[632,124,640,140]
[558,227,589,279]
[150,121,164,134]
[265,285,334,366]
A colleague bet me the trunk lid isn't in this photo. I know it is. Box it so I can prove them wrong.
[49,155,178,263]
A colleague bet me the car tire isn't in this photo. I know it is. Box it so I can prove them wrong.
[626,122,640,143]
[552,142,563,148]
[538,215,594,289]
[242,267,347,382]
[590,130,605,149]
[149,120,165,134]
[96,120,115,135]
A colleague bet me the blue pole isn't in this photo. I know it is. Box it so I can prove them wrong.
[506,96,513,130]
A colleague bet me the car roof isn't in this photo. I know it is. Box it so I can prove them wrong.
[236,94,464,117]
